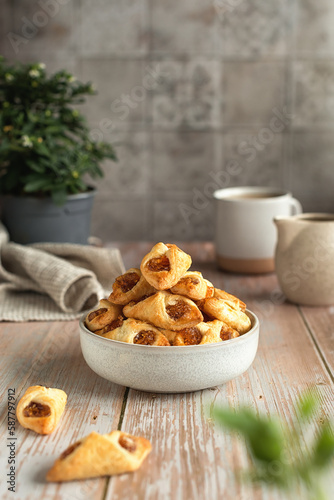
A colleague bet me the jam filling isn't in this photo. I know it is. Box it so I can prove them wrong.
[115,272,140,293]
[179,328,202,345]
[119,435,136,453]
[23,401,51,418]
[134,330,156,345]
[181,276,200,286]
[132,293,155,305]
[220,325,239,341]
[60,441,82,460]
[147,255,170,272]
[202,312,214,322]
[97,316,123,334]
[166,301,192,320]
[88,308,107,321]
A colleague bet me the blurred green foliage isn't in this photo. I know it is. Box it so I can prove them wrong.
[0,56,117,205]
[212,391,334,500]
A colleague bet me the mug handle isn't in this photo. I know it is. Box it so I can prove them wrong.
[289,197,302,215]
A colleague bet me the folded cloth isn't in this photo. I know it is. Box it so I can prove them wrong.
[0,223,125,321]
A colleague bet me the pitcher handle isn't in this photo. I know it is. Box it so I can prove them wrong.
[290,197,302,215]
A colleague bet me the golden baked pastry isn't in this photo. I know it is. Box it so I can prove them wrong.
[197,297,251,334]
[206,319,240,341]
[159,328,178,344]
[123,291,203,331]
[85,242,250,348]
[214,288,246,312]
[46,430,152,481]
[96,318,170,346]
[108,268,155,305]
[170,271,214,300]
[140,242,191,290]
[16,385,67,435]
[85,299,123,332]
[164,322,221,346]
[93,316,124,336]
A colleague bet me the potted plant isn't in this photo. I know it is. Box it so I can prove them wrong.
[0,56,117,244]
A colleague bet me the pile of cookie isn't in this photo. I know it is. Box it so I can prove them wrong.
[85,242,252,346]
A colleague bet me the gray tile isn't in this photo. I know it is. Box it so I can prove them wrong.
[152,132,217,192]
[151,0,221,54]
[81,59,147,125]
[9,0,78,60]
[91,200,148,241]
[224,62,286,126]
[153,197,215,241]
[43,58,79,77]
[79,0,149,57]
[294,0,334,56]
[288,132,334,212]
[223,130,284,188]
[220,0,289,58]
[292,61,334,128]
[150,59,222,130]
[91,131,151,198]
[0,1,15,59]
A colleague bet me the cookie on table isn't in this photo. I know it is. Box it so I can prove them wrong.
[16,385,67,435]
[46,430,152,481]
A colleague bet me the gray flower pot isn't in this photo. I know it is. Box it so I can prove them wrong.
[1,189,96,245]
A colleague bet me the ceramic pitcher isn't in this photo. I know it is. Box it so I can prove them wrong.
[274,213,334,306]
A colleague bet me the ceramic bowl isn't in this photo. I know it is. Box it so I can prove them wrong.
[79,310,259,393]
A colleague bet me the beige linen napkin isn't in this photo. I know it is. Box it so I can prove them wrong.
[0,223,124,321]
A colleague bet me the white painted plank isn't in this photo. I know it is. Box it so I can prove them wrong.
[0,321,125,500]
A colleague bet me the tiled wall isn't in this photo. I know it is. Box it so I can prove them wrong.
[1,0,334,241]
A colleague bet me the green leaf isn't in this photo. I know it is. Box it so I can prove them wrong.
[296,391,319,420]
[23,178,51,192]
[34,141,50,156]
[51,188,67,206]
[312,422,334,469]
[213,407,256,435]
[26,159,45,173]
[213,407,284,463]
[211,391,334,500]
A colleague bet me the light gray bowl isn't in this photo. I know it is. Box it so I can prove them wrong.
[79,310,259,393]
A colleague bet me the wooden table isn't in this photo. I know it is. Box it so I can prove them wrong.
[1,242,333,500]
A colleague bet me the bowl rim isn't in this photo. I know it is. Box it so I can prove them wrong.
[79,309,259,353]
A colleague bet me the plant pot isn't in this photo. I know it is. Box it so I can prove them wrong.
[1,189,96,245]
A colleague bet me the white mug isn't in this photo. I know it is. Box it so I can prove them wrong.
[214,186,302,274]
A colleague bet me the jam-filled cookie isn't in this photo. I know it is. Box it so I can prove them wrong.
[197,297,251,334]
[96,318,170,346]
[123,291,203,331]
[16,386,67,435]
[92,315,124,336]
[140,243,191,290]
[108,268,155,305]
[170,271,214,301]
[205,319,240,341]
[46,430,152,481]
[85,299,123,332]
[163,322,221,346]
